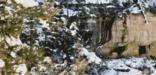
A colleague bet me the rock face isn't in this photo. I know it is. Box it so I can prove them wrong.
[101,12,156,57]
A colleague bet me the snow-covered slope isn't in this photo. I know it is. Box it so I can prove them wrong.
[90,57,156,75]
[85,0,112,4]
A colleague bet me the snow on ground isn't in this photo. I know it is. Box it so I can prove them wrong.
[117,68,142,75]
[15,0,39,8]
[62,8,79,17]
[148,0,156,7]
[79,47,102,64]
[128,6,142,14]
[125,57,145,68]
[151,71,156,75]
[103,69,118,75]
[100,57,156,75]
[85,0,112,4]
[38,33,46,41]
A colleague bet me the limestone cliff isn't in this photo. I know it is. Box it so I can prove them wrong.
[101,12,156,57]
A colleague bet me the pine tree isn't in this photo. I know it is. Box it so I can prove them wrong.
[0,0,58,74]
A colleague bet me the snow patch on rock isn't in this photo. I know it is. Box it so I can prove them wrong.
[39,19,50,30]
[15,0,39,8]
[80,47,101,64]
[15,64,27,75]
[5,36,22,46]
[43,56,52,64]
[0,59,5,68]
[10,51,17,58]
[62,8,79,17]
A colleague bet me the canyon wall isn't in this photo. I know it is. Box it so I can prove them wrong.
[101,12,156,57]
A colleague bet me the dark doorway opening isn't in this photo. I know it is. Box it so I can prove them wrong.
[113,46,126,56]
[139,46,146,55]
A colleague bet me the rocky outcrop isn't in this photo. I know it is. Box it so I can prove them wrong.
[101,12,156,57]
